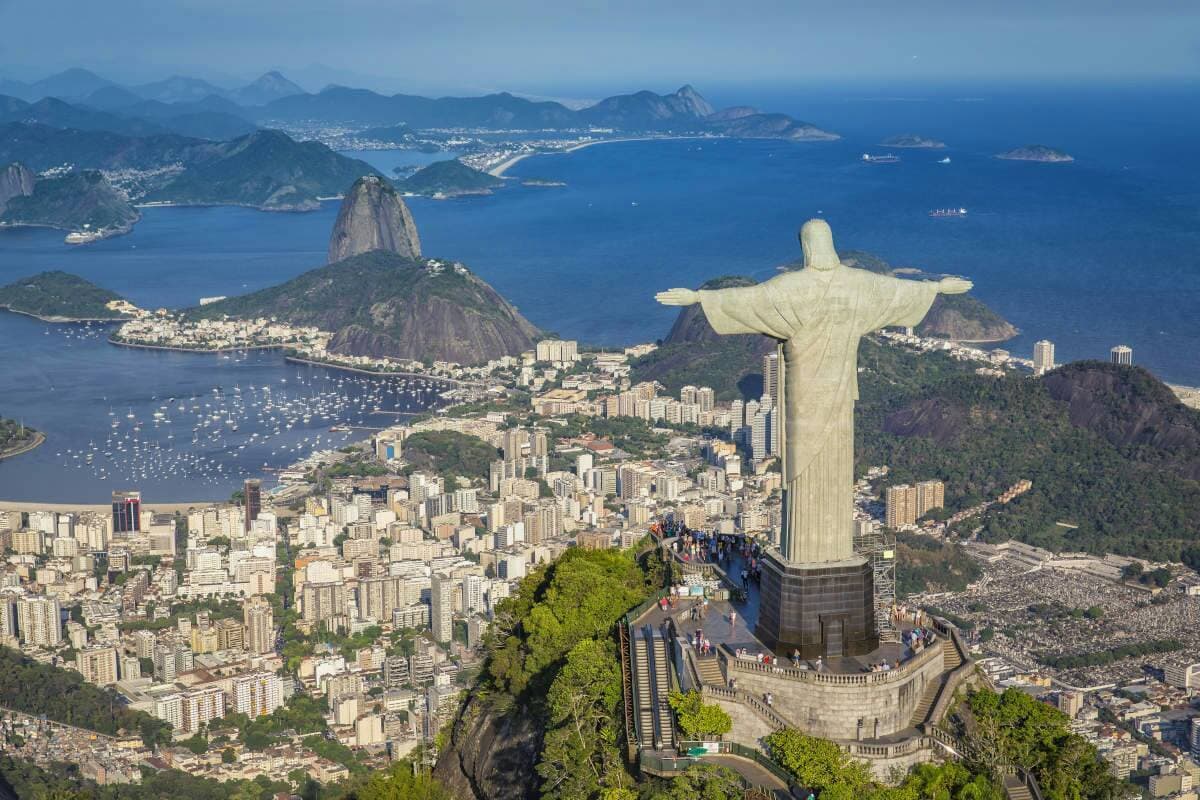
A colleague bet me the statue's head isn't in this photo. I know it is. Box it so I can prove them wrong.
[800,218,840,271]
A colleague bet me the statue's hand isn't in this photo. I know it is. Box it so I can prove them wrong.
[655,288,700,307]
[937,277,973,295]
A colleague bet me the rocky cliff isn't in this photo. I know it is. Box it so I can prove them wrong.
[328,175,421,262]
[192,250,539,365]
[917,293,1018,342]
[434,695,541,800]
[0,162,34,214]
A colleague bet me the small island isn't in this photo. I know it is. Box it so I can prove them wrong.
[881,134,947,149]
[401,159,505,198]
[996,145,1074,163]
[0,271,140,321]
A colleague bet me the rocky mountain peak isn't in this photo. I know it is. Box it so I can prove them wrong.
[673,84,715,117]
[0,162,35,215]
[327,175,421,264]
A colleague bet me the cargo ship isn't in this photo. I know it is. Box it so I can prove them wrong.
[861,153,900,164]
[929,207,968,218]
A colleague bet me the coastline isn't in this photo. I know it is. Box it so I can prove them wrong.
[0,430,45,462]
[282,354,460,384]
[488,135,711,177]
[1,306,129,324]
[0,498,212,514]
[108,336,463,384]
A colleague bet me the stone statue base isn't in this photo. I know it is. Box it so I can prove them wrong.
[755,553,878,659]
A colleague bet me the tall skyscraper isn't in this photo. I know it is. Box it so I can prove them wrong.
[111,491,141,534]
[1033,340,1055,375]
[243,479,262,533]
[1110,345,1133,366]
[763,351,781,404]
[431,573,453,644]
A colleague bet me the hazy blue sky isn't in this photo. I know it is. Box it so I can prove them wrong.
[1,0,1197,96]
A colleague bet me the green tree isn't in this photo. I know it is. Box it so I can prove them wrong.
[536,639,629,799]
[763,729,873,793]
[640,763,746,800]
[667,691,732,739]
[355,761,451,800]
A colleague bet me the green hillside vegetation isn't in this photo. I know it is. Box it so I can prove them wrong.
[0,170,138,231]
[190,249,539,365]
[856,347,1200,559]
[896,532,982,596]
[0,270,131,319]
[0,646,172,747]
[401,159,504,196]
[401,430,500,487]
[144,129,377,210]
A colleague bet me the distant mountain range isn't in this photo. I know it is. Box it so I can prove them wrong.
[0,68,839,221]
[0,68,837,140]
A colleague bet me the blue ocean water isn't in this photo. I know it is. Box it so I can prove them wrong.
[1,83,1197,502]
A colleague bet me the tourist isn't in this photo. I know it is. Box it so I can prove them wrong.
[729,610,737,629]
[791,648,801,667]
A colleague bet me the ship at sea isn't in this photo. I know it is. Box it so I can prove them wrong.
[938,156,951,164]
[861,153,900,164]
[929,207,968,218]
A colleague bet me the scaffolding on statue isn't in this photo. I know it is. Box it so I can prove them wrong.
[854,523,898,643]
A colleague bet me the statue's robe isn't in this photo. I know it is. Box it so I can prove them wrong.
[697,265,938,563]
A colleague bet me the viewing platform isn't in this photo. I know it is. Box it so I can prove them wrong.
[623,534,974,779]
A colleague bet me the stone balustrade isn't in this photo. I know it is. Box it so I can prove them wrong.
[720,638,941,687]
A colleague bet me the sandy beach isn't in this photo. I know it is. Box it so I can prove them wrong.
[487,135,710,177]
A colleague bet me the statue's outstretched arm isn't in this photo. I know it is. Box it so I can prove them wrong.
[655,288,700,306]
[936,277,973,295]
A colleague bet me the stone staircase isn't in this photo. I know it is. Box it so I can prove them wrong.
[693,654,724,686]
[1003,775,1033,800]
[909,640,963,728]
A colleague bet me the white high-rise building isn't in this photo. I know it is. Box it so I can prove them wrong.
[232,672,283,718]
[763,352,781,403]
[462,575,485,614]
[1033,340,1055,375]
[1110,345,1133,366]
[243,597,274,655]
[17,595,61,648]
[431,573,454,644]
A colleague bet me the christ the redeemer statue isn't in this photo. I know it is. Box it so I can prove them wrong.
[657,219,971,566]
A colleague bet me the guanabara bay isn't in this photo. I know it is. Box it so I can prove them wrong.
[0,6,1197,800]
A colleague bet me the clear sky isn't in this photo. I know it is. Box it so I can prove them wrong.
[0,0,1196,96]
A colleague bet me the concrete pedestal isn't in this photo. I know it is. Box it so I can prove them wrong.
[755,553,878,658]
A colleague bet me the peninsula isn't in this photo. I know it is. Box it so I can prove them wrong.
[0,270,139,321]
[0,417,42,460]
[996,144,1074,162]
[400,159,504,198]
[0,166,140,241]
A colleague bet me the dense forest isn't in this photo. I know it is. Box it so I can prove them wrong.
[855,344,1200,559]
[0,646,171,747]
[401,430,500,487]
